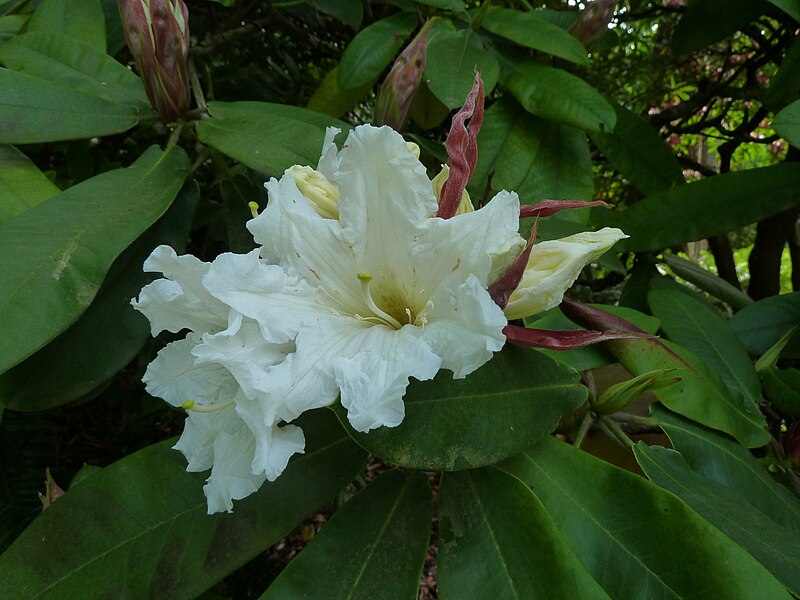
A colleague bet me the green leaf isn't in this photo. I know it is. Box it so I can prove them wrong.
[502,436,792,600]
[196,101,349,177]
[0,145,59,225]
[648,287,761,409]
[603,164,800,252]
[774,98,800,149]
[425,26,499,109]
[659,253,753,310]
[0,68,139,143]
[0,14,26,43]
[338,12,418,89]
[0,182,198,411]
[671,0,768,55]
[634,443,800,596]
[261,470,431,600]
[469,96,593,203]
[438,468,610,600]
[308,65,371,118]
[564,304,768,446]
[409,79,450,129]
[28,0,105,52]
[651,404,800,531]
[0,145,189,376]
[0,409,367,599]
[762,366,800,417]
[766,0,800,21]
[730,292,800,359]
[480,7,589,65]
[0,32,149,109]
[307,0,363,28]
[590,104,683,196]
[335,345,586,471]
[500,54,616,133]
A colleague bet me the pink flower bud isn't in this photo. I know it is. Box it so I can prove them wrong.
[120,0,191,123]
[375,19,433,131]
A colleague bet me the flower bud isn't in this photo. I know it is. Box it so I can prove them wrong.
[120,0,191,123]
[375,19,434,131]
[289,165,340,219]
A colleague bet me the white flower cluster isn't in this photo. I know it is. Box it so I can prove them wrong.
[133,125,625,513]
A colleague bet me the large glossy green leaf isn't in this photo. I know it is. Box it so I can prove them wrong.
[0,32,148,109]
[469,96,593,203]
[671,0,768,55]
[0,145,189,376]
[28,0,105,51]
[0,145,59,225]
[308,65,371,119]
[774,98,800,149]
[648,287,761,407]
[336,346,586,470]
[261,470,431,600]
[0,14,25,43]
[0,183,198,411]
[501,57,615,133]
[590,104,683,196]
[502,436,792,600]
[0,410,367,600]
[425,26,499,109]
[651,405,800,534]
[730,292,800,359]
[603,164,800,252]
[480,7,589,65]
[564,304,769,446]
[438,468,610,600]
[196,101,349,177]
[634,443,800,596]
[338,12,418,89]
[0,68,139,143]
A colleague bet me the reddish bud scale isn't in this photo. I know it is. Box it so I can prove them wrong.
[437,72,484,219]
[519,199,611,219]
[488,220,538,309]
[504,323,650,350]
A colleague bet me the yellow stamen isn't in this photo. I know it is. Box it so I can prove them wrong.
[248,201,259,218]
[357,272,403,329]
[182,399,235,413]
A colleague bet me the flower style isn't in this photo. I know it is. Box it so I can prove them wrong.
[134,118,627,513]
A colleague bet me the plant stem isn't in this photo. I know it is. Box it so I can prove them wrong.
[599,415,635,450]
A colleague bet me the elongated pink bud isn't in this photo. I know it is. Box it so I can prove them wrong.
[560,298,647,333]
[375,19,433,131]
[437,72,484,219]
[504,323,650,350]
[120,0,190,123]
[519,200,610,219]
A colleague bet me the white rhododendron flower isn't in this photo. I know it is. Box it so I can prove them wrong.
[133,123,626,513]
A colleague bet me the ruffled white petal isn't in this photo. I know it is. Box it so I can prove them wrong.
[504,227,628,320]
[133,245,229,335]
[421,275,507,379]
[203,423,265,514]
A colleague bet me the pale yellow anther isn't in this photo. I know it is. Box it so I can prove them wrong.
[248,201,259,218]
[289,165,340,219]
[431,165,474,215]
[357,272,373,282]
